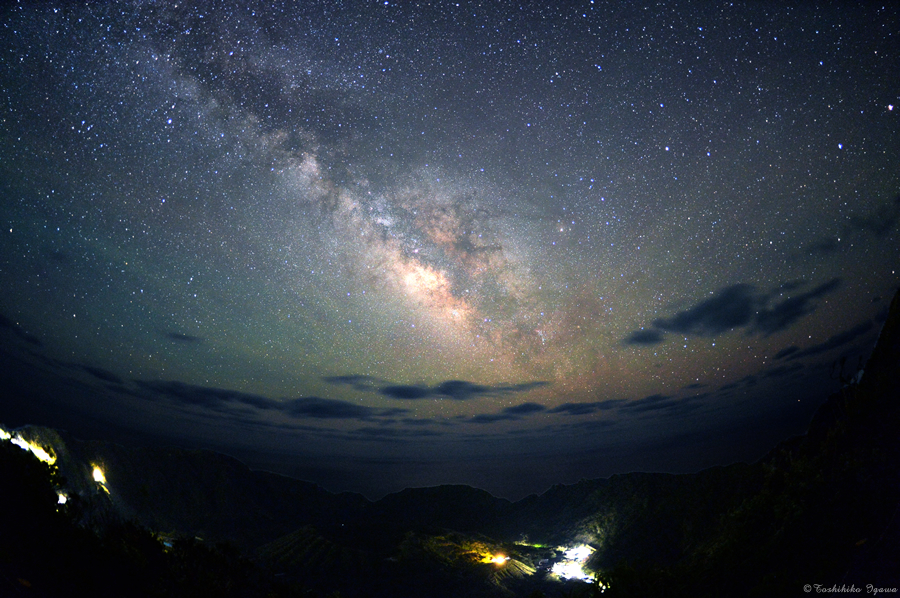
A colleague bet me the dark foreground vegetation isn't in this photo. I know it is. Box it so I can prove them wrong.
[0,438,310,597]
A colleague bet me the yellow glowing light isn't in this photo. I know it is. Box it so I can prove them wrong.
[92,465,110,493]
[491,554,510,565]
[92,466,106,484]
[0,427,10,441]
[10,435,57,465]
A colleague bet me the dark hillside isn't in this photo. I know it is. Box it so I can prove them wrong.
[11,428,370,551]
[0,438,308,598]
[599,289,900,596]
[371,484,513,534]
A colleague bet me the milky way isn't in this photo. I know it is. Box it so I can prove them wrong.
[1,1,898,498]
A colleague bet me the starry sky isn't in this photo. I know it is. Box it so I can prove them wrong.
[1,0,898,500]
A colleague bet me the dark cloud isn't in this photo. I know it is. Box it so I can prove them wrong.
[617,393,706,417]
[774,346,800,360]
[466,401,549,424]
[77,365,124,385]
[0,313,42,346]
[807,195,900,254]
[806,238,840,255]
[134,379,406,421]
[754,278,841,335]
[626,278,842,344]
[653,284,756,336]
[624,328,665,345]
[350,427,442,439]
[551,393,703,419]
[379,407,412,418]
[283,397,383,420]
[434,380,492,400]
[782,320,875,362]
[759,363,805,380]
[378,379,548,401]
[564,419,617,432]
[321,375,384,391]
[498,381,551,393]
[620,393,675,413]
[549,399,626,416]
[380,384,432,400]
[400,417,440,426]
[778,281,806,293]
[621,395,701,416]
[469,413,516,424]
[502,402,547,416]
[135,380,276,411]
[165,332,204,343]
[848,195,900,236]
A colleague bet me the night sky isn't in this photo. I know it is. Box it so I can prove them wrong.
[1,1,898,500]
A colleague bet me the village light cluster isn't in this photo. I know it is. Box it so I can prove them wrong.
[1,427,57,465]
[1,426,111,497]
[2,426,67,506]
[1,424,611,592]
[551,544,595,582]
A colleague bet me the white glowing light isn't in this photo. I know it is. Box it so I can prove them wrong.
[9,435,57,465]
[57,492,68,505]
[491,554,510,565]
[92,465,110,494]
[551,544,596,582]
[564,545,593,562]
[92,466,106,484]
[551,560,593,582]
